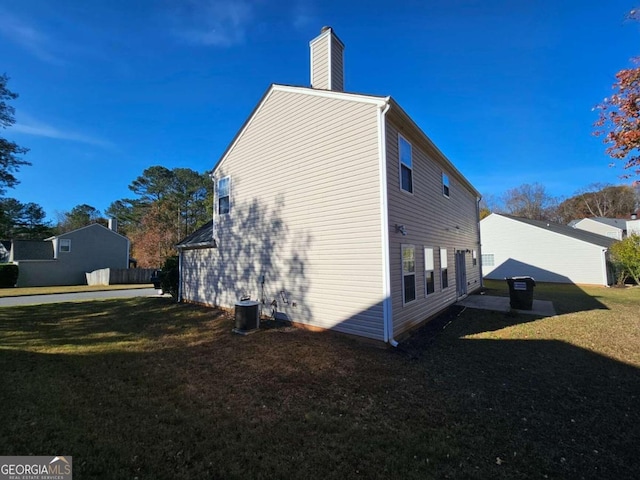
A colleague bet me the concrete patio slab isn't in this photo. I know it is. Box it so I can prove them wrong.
[456,294,556,317]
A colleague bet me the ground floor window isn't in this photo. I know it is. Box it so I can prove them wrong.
[402,244,416,304]
[482,253,494,267]
[440,248,448,289]
[424,247,435,295]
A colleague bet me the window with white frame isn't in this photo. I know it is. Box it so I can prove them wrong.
[402,245,416,304]
[472,249,477,266]
[217,176,230,215]
[442,173,450,197]
[440,247,448,289]
[399,135,413,193]
[424,247,435,295]
[60,239,71,253]
[482,253,494,266]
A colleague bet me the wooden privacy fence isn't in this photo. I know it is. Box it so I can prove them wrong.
[86,268,155,286]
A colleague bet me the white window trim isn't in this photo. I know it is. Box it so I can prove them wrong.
[424,246,435,296]
[402,244,416,305]
[442,172,450,198]
[59,238,71,253]
[216,175,231,216]
[398,134,413,195]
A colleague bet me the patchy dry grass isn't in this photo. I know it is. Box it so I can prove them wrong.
[0,285,638,479]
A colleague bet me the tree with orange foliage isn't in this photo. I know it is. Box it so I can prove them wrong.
[129,202,178,268]
[594,9,640,179]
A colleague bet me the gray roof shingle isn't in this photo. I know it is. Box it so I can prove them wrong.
[499,214,617,248]
[176,221,216,249]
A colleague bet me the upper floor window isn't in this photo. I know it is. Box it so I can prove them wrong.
[399,135,413,193]
[442,173,450,198]
[217,176,230,215]
[60,239,71,253]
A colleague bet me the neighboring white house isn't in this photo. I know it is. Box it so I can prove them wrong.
[481,213,616,286]
[570,217,628,240]
[177,27,482,345]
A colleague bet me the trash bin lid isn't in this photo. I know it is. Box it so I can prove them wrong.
[508,276,535,281]
[235,300,259,307]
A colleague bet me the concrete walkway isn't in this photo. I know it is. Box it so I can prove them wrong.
[0,288,169,307]
[456,294,556,316]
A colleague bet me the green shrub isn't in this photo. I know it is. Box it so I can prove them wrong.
[0,264,19,288]
[610,234,640,285]
[159,256,179,300]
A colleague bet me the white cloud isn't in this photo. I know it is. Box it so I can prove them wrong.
[171,0,254,47]
[0,9,63,65]
[12,115,114,149]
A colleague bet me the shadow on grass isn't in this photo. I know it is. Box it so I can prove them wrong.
[481,279,609,315]
[0,297,224,349]
[0,297,638,479]
[416,332,638,479]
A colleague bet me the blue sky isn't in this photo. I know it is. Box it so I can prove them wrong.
[1,0,638,221]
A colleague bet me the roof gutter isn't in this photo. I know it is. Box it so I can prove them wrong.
[377,98,397,347]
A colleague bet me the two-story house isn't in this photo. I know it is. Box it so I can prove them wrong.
[177,27,482,345]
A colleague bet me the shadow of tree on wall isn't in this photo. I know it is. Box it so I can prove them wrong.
[181,196,312,322]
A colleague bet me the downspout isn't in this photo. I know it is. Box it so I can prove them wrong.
[477,197,483,289]
[177,247,183,302]
[377,99,397,346]
[126,239,130,270]
[601,248,609,286]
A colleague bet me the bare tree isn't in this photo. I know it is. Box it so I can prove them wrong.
[577,183,636,218]
[502,183,558,220]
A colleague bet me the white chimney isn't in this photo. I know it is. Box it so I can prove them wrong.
[309,26,345,92]
[108,218,118,233]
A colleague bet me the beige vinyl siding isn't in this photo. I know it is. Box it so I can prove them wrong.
[481,214,610,285]
[385,113,481,338]
[311,37,329,90]
[330,35,344,91]
[183,88,385,340]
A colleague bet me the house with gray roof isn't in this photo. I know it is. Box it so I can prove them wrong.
[177,27,482,345]
[7,223,129,287]
[570,216,639,240]
[481,213,616,286]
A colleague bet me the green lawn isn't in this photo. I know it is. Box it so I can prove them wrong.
[0,283,638,479]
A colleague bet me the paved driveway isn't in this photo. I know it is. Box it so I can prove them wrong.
[0,288,169,307]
